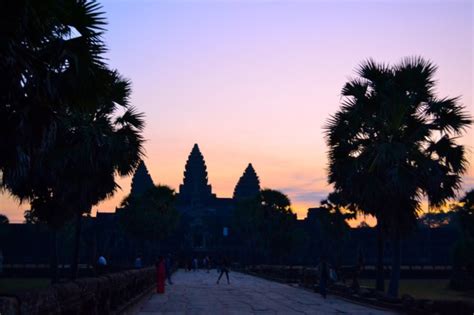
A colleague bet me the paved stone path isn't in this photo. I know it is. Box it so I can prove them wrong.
[135,270,396,314]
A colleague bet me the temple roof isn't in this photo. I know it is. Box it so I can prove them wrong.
[179,143,213,204]
[130,160,154,197]
[233,163,261,201]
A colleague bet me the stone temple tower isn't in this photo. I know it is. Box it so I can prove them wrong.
[179,144,214,204]
[233,163,261,201]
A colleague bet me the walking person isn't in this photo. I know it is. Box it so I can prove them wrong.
[134,255,143,269]
[192,257,198,271]
[216,256,230,284]
[165,254,173,285]
[156,256,166,294]
[97,255,107,276]
[203,255,211,273]
[318,257,329,299]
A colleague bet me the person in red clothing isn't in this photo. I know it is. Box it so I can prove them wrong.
[156,256,166,294]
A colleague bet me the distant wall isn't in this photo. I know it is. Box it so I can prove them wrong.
[0,221,460,268]
[0,267,155,315]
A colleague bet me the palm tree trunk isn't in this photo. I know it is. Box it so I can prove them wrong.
[71,213,82,279]
[387,231,401,297]
[375,222,385,292]
[50,228,59,283]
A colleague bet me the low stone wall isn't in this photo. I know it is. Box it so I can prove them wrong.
[244,265,474,315]
[0,267,155,315]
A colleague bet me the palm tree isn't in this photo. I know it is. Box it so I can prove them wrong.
[326,57,471,297]
[1,1,145,280]
[61,102,144,279]
[0,1,113,196]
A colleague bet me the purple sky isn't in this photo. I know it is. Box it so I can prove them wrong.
[1,0,473,222]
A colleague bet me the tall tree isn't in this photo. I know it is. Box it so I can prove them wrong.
[233,189,298,263]
[1,1,145,280]
[1,0,109,197]
[307,193,355,266]
[60,101,144,279]
[326,57,471,297]
[451,189,474,290]
[119,185,180,257]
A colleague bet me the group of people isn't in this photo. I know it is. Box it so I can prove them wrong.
[154,255,232,293]
[97,253,334,298]
[184,255,212,272]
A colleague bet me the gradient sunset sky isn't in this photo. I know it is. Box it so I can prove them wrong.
[1,0,473,223]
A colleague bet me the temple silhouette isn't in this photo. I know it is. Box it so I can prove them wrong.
[0,144,460,268]
[131,143,261,252]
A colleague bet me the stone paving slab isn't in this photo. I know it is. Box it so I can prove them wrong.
[136,269,397,315]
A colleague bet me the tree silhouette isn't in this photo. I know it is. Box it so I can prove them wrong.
[307,193,356,266]
[23,210,39,224]
[0,1,145,281]
[233,189,298,263]
[451,190,474,290]
[0,214,9,225]
[1,1,109,199]
[119,185,180,256]
[326,57,471,297]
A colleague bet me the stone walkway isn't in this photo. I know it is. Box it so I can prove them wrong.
[135,270,396,314]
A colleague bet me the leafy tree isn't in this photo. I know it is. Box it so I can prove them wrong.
[326,57,471,297]
[61,102,144,279]
[1,0,109,197]
[1,1,145,281]
[24,210,39,224]
[418,211,456,228]
[456,190,474,237]
[451,190,474,290]
[233,189,298,264]
[233,197,264,264]
[307,193,355,267]
[0,214,9,224]
[260,189,298,262]
[119,185,180,256]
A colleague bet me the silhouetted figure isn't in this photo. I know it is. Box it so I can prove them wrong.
[156,256,166,294]
[134,255,143,269]
[97,255,107,276]
[185,257,192,271]
[216,257,230,284]
[192,257,198,271]
[165,254,173,285]
[318,257,329,299]
[203,255,211,273]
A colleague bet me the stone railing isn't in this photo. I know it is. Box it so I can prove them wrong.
[0,267,155,315]
[243,265,474,315]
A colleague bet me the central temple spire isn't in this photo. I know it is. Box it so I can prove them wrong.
[179,144,213,204]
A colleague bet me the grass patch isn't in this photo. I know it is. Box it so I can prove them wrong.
[359,278,474,301]
[0,278,50,294]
